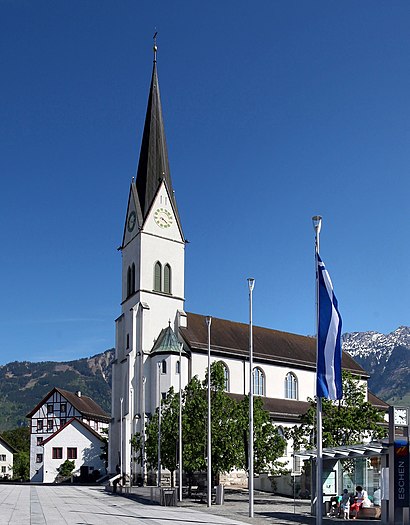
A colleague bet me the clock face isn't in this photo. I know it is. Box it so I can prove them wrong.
[127,211,136,232]
[394,408,408,426]
[154,208,173,229]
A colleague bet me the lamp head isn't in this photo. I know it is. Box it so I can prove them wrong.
[205,316,212,326]
[312,215,322,234]
[248,278,255,292]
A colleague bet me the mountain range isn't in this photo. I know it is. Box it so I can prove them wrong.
[342,326,410,406]
[0,326,409,432]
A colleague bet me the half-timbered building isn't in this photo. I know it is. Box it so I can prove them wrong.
[27,387,109,482]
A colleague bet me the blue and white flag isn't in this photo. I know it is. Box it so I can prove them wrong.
[316,254,343,400]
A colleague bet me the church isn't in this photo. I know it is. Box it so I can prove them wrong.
[108,46,380,485]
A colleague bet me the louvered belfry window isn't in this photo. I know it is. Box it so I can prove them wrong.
[164,264,171,294]
[154,262,162,292]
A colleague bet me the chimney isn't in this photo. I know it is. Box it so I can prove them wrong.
[76,391,81,398]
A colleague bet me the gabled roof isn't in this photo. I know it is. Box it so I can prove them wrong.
[135,59,182,233]
[41,417,103,445]
[26,387,110,422]
[151,324,188,356]
[0,435,18,454]
[180,312,366,375]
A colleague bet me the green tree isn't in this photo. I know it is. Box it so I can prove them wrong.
[142,387,181,486]
[0,427,30,454]
[99,427,108,469]
[237,395,288,475]
[12,451,30,481]
[57,459,75,479]
[288,371,387,451]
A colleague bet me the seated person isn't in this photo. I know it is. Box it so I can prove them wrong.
[350,486,371,518]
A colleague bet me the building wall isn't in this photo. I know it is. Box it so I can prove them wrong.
[42,420,105,483]
[28,391,108,482]
[0,441,13,479]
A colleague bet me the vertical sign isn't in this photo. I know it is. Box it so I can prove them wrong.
[394,437,409,508]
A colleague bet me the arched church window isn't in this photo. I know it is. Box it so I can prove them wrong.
[154,262,162,292]
[253,367,265,396]
[161,359,167,374]
[285,372,298,400]
[217,361,230,392]
[164,264,172,294]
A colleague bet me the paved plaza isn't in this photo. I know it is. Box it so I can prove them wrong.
[0,484,379,525]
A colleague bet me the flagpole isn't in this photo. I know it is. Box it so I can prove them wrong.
[312,215,322,525]
[178,343,183,501]
[248,278,255,518]
[206,316,212,508]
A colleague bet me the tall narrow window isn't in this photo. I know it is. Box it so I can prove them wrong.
[127,266,132,297]
[154,262,162,292]
[131,263,136,294]
[253,367,265,396]
[218,362,230,392]
[161,359,167,374]
[176,360,180,374]
[164,264,171,294]
[285,372,298,400]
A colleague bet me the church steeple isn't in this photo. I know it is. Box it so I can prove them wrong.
[135,41,180,226]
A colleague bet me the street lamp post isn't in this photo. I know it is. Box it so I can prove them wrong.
[312,215,322,525]
[206,316,212,508]
[248,278,255,518]
[157,362,162,487]
[120,397,123,484]
[142,376,147,485]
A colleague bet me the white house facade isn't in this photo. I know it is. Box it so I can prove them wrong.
[109,48,386,485]
[41,418,106,483]
[0,436,16,479]
[27,388,109,482]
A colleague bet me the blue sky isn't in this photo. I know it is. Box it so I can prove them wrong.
[1,1,409,365]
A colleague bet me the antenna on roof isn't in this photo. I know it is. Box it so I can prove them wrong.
[153,31,158,63]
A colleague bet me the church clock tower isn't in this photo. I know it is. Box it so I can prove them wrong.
[109,42,188,481]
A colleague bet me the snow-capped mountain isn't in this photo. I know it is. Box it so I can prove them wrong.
[342,326,410,405]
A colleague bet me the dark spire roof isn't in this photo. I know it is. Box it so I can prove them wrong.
[135,58,180,224]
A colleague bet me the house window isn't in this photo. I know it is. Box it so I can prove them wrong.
[161,392,167,401]
[161,359,167,374]
[60,403,66,413]
[52,448,63,460]
[36,454,43,463]
[67,448,77,460]
[37,437,43,446]
[253,367,265,396]
[164,264,171,294]
[37,420,43,431]
[154,261,162,292]
[47,420,54,431]
[0,455,6,461]
[47,403,53,414]
[285,372,298,400]
[1,466,6,473]
[60,418,66,427]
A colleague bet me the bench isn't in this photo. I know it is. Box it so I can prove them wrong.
[357,506,381,519]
